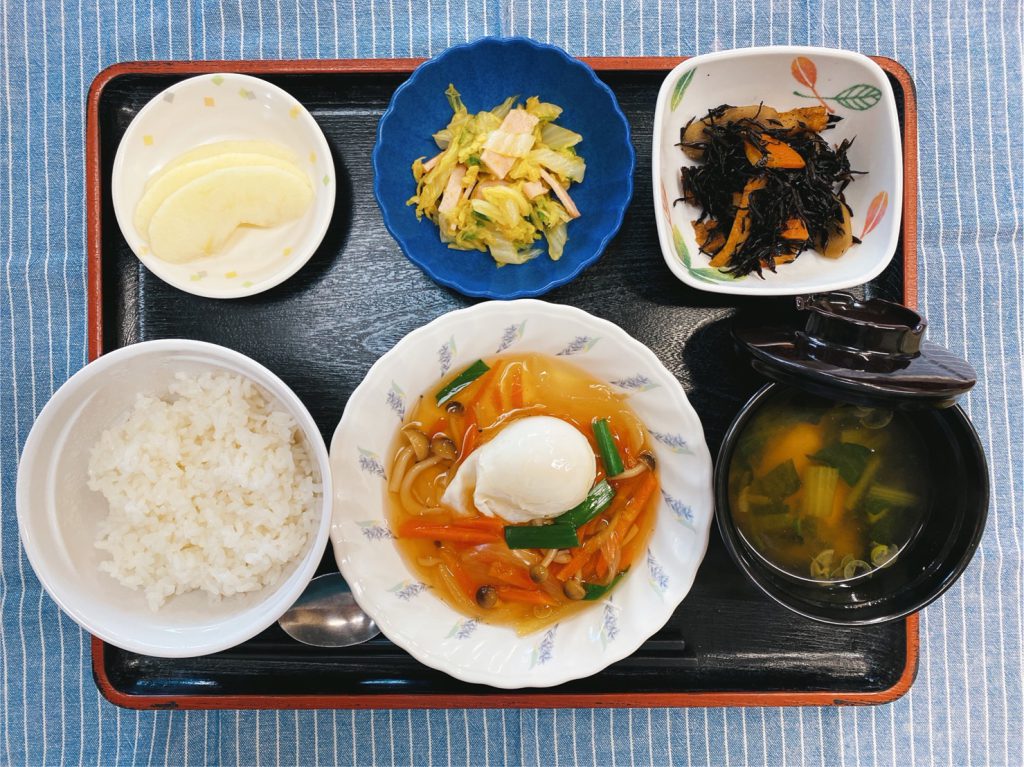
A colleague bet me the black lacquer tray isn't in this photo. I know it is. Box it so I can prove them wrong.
[86,57,919,709]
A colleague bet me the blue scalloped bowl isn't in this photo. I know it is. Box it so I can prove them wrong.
[373,37,635,299]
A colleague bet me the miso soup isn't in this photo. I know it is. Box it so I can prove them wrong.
[728,389,928,582]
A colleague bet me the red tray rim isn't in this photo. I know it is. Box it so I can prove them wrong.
[86,54,919,710]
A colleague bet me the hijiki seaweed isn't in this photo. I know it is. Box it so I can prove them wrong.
[676,103,863,278]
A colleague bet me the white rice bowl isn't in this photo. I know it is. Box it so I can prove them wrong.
[16,339,332,658]
[88,372,320,610]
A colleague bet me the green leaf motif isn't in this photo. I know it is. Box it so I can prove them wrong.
[690,267,738,283]
[671,224,690,267]
[670,68,696,111]
[832,83,882,110]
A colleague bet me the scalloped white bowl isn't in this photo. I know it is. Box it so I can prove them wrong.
[329,300,713,688]
[653,46,902,295]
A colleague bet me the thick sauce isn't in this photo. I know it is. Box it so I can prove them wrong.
[388,353,659,634]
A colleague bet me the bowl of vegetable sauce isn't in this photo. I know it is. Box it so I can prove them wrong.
[715,383,987,625]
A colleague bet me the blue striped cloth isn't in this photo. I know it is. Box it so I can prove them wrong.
[2,1,1021,764]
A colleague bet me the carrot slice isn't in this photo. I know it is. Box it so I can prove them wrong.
[709,177,767,267]
[743,134,806,169]
[439,547,480,601]
[496,587,555,606]
[612,473,659,537]
[780,217,809,241]
[487,561,537,590]
[761,253,799,271]
[445,517,506,534]
[508,363,524,409]
[463,367,500,424]
[556,533,608,581]
[397,522,502,545]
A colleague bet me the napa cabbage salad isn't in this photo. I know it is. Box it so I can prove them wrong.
[408,85,586,265]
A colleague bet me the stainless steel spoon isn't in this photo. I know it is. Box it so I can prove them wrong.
[278,572,380,647]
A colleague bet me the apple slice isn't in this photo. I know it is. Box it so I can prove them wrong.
[146,166,314,264]
[134,153,309,238]
[147,140,299,188]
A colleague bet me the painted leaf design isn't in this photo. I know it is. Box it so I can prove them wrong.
[671,224,690,267]
[832,83,882,110]
[660,183,671,217]
[691,267,738,283]
[670,68,696,111]
[791,56,817,89]
[860,191,890,239]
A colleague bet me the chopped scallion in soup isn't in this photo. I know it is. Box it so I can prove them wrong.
[728,390,927,582]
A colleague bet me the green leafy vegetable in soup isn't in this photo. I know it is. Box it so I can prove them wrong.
[728,390,927,582]
[408,85,586,266]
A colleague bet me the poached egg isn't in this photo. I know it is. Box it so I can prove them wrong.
[440,415,596,523]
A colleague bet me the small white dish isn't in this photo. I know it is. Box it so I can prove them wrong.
[111,73,336,299]
[16,340,332,658]
[652,46,902,296]
[329,299,714,688]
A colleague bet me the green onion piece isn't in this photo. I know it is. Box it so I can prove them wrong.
[809,549,835,579]
[842,559,872,579]
[802,465,839,518]
[843,454,881,511]
[582,569,629,601]
[865,484,918,508]
[504,524,579,550]
[592,418,625,476]
[871,543,898,567]
[554,480,615,529]
[435,359,490,406]
[737,486,751,514]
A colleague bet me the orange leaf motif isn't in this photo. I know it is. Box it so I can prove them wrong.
[860,191,889,239]
[660,182,671,216]
[791,56,818,89]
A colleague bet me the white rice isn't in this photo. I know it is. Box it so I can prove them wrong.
[87,371,320,610]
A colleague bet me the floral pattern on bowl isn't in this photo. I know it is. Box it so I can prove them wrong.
[329,299,713,688]
[652,46,902,296]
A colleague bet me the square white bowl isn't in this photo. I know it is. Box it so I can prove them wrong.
[652,46,902,296]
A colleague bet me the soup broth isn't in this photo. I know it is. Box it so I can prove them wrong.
[387,353,659,635]
[728,389,928,582]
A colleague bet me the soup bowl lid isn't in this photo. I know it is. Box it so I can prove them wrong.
[733,292,976,409]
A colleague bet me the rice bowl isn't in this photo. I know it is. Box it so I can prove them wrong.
[16,339,332,658]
